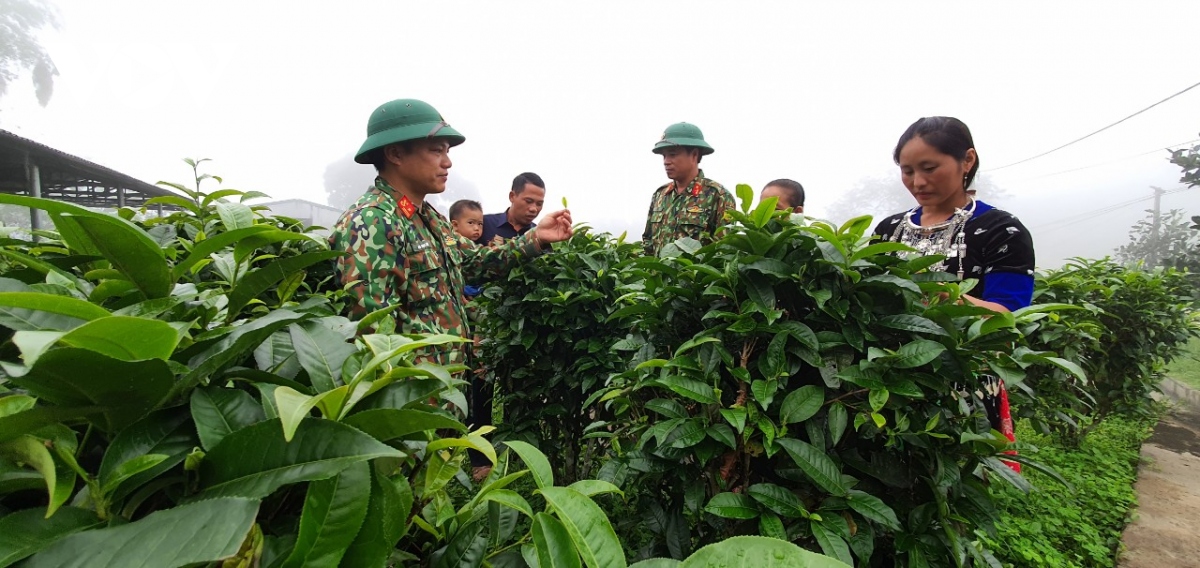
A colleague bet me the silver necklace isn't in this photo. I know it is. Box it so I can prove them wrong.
[889,198,976,280]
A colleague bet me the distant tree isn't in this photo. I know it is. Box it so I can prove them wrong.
[824,172,1010,224]
[1169,136,1200,189]
[323,153,375,210]
[1114,208,1200,272]
[0,0,59,107]
[322,152,483,215]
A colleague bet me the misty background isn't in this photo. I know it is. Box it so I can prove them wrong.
[2,0,1198,268]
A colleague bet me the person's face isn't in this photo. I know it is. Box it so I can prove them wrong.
[660,147,699,180]
[897,136,975,210]
[388,138,453,195]
[509,184,545,226]
[452,209,484,240]
[761,185,802,213]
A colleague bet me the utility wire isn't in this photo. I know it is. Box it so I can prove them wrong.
[1003,138,1200,184]
[1034,187,1190,235]
[985,80,1200,172]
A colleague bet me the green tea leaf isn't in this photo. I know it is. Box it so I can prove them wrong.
[827,403,848,447]
[55,213,171,299]
[893,339,946,369]
[0,292,110,324]
[504,440,555,490]
[0,436,64,517]
[98,409,194,502]
[682,536,850,567]
[747,483,809,518]
[0,507,102,567]
[189,386,266,451]
[226,251,344,320]
[704,492,759,520]
[56,316,180,361]
[8,349,174,433]
[341,464,412,568]
[288,319,357,393]
[537,487,626,568]
[342,408,466,441]
[780,385,824,426]
[198,418,402,499]
[777,438,848,496]
[847,490,902,530]
[282,461,370,568]
[533,512,583,568]
[22,497,259,568]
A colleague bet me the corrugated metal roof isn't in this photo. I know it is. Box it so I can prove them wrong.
[0,128,181,207]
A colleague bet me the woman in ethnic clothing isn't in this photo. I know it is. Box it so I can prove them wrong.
[872,116,1034,470]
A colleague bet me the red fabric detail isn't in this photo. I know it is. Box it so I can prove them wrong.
[398,195,416,219]
[998,380,1021,473]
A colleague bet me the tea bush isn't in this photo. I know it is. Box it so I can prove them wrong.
[0,163,635,568]
[591,190,1081,567]
[1017,258,1197,445]
[2,163,1193,568]
[475,227,641,484]
[475,188,1198,567]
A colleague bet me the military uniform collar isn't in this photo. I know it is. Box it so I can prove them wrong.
[665,169,706,197]
[374,177,422,219]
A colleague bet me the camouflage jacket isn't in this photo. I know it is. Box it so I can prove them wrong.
[330,178,545,365]
[641,169,734,256]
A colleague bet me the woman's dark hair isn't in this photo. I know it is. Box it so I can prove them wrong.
[893,116,980,190]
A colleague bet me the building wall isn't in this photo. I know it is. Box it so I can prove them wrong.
[260,200,343,231]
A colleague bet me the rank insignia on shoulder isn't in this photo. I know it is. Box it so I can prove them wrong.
[398,196,417,219]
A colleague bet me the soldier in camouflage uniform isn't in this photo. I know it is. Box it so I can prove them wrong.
[330,99,574,367]
[642,122,735,256]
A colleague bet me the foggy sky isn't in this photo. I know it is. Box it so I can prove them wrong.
[2,0,1198,268]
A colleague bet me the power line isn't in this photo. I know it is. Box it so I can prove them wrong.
[1034,187,1190,235]
[1003,138,1200,184]
[986,80,1200,172]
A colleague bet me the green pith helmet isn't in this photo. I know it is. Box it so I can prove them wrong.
[652,122,715,155]
[354,99,466,164]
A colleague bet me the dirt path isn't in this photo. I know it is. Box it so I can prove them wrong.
[1119,379,1200,567]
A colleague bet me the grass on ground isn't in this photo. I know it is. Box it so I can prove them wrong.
[1165,337,1200,391]
[982,407,1162,568]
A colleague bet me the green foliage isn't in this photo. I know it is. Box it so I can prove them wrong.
[1169,136,1200,190]
[1113,208,1200,276]
[982,412,1160,568]
[630,535,852,567]
[3,159,1189,567]
[1165,337,1200,391]
[476,227,642,484]
[1019,258,1198,444]
[478,189,1097,566]
[0,160,630,568]
[591,193,1066,566]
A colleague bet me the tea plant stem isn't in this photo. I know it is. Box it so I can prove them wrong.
[487,535,531,559]
[826,389,869,405]
[76,423,92,459]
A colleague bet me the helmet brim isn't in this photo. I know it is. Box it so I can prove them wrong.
[354,122,466,164]
[652,138,715,156]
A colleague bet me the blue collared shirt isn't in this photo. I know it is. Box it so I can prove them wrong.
[475,210,536,246]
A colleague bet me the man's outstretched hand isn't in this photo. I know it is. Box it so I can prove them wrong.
[534,209,574,244]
